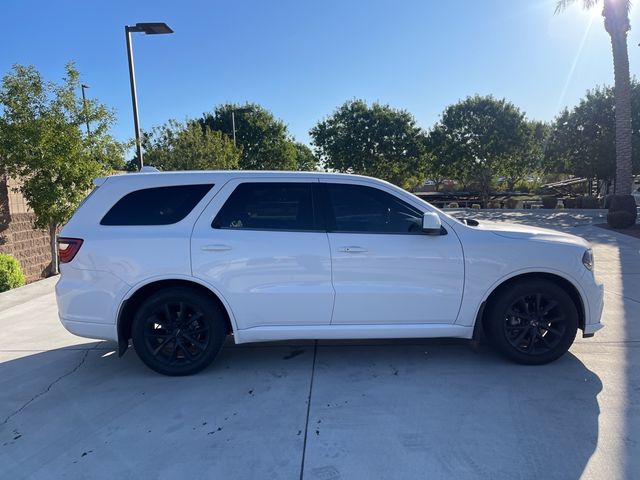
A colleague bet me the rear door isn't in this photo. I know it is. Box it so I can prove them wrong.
[320,180,465,325]
[191,178,334,329]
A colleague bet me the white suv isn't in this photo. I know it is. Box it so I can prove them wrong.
[56,171,604,375]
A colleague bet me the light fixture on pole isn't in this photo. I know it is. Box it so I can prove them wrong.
[124,22,174,170]
[80,84,91,136]
[231,107,254,147]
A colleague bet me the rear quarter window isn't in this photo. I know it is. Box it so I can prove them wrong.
[101,184,213,226]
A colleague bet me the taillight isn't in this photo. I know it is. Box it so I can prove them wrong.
[58,238,83,264]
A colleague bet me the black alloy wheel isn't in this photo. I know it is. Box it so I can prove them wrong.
[144,302,210,365]
[485,280,578,365]
[132,287,226,375]
[503,293,566,355]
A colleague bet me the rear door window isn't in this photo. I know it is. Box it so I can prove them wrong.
[212,182,319,231]
[101,184,213,226]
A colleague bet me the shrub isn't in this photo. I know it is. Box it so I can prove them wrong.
[607,211,637,229]
[512,180,536,193]
[607,194,637,229]
[577,196,599,209]
[608,194,636,212]
[471,203,481,209]
[541,196,557,209]
[0,254,26,293]
[447,202,459,208]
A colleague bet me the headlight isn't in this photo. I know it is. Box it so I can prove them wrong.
[582,249,594,271]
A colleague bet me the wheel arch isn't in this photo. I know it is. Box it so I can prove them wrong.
[117,277,236,356]
[475,271,586,336]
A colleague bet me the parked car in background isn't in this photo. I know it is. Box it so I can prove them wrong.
[56,170,604,375]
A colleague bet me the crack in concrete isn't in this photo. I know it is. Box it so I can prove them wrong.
[299,340,318,480]
[1,346,95,427]
[605,289,640,305]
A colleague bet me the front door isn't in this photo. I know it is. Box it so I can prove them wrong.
[321,181,464,325]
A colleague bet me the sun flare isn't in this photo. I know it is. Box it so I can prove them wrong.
[588,5,602,18]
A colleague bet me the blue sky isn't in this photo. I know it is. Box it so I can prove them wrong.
[1,0,638,148]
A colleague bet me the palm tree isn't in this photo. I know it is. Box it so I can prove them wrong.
[556,0,633,195]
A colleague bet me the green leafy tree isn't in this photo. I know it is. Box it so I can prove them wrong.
[423,133,453,192]
[293,142,319,171]
[545,81,640,183]
[556,0,633,195]
[0,63,124,274]
[143,119,241,171]
[427,95,531,205]
[200,103,297,170]
[501,121,549,191]
[310,99,427,189]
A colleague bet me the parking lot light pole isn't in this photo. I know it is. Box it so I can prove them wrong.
[125,22,173,170]
[231,107,254,147]
[231,111,236,147]
[80,84,91,136]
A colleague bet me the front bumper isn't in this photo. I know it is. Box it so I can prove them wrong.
[583,322,604,336]
[581,278,604,337]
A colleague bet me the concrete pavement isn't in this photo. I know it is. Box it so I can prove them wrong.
[0,211,638,479]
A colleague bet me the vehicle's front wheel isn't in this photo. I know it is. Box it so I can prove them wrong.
[131,287,226,376]
[484,279,578,365]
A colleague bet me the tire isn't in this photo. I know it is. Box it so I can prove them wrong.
[484,279,578,365]
[131,287,227,376]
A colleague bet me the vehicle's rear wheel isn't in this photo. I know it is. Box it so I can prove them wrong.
[131,287,226,376]
[484,279,578,365]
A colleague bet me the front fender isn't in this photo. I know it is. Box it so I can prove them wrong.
[457,267,589,330]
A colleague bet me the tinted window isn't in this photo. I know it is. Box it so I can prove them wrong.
[212,182,317,231]
[101,184,213,226]
[326,183,423,234]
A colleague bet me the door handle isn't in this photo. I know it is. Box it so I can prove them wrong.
[338,246,367,253]
[201,244,232,252]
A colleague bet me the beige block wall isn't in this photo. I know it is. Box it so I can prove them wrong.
[0,176,52,283]
[5,176,31,214]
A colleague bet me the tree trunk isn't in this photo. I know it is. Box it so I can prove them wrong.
[480,181,490,208]
[480,168,491,208]
[607,17,633,194]
[49,222,59,276]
